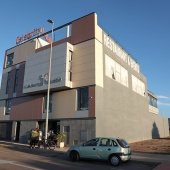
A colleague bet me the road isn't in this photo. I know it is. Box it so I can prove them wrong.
[0,141,169,170]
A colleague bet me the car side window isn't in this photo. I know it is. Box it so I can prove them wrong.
[85,138,99,146]
[112,140,118,146]
[100,138,112,146]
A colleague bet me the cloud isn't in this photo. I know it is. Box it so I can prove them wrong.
[157,95,169,99]
[157,101,170,106]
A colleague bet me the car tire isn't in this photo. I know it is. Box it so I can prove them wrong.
[110,155,120,166]
[69,151,79,161]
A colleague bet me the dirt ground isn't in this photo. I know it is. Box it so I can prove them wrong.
[130,136,170,154]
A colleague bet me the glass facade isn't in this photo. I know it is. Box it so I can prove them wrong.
[6,72,11,94]
[44,94,52,113]
[77,87,88,110]
[148,94,157,108]
[6,53,14,67]
[5,100,11,115]
[14,69,19,93]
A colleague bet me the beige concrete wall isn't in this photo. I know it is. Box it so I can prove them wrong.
[0,100,5,118]
[95,25,103,43]
[149,105,159,114]
[13,40,36,65]
[72,39,95,88]
[52,89,76,119]
[95,39,103,87]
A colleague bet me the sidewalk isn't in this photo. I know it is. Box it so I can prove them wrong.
[0,140,69,153]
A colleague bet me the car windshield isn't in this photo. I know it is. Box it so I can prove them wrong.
[120,139,129,147]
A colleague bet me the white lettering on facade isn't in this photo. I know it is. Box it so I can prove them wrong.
[104,33,139,73]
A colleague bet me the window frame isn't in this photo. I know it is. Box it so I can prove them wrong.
[6,72,11,94]
[5,99,11,115]
[6,53,14,67]
[77,87,89,110]
[43,94,52,113]
[13,69,19,93]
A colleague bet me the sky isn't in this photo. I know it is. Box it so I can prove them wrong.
[1,0,170,118]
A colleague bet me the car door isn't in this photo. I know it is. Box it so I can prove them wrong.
[96,138,118,160]
[79,138,100,159]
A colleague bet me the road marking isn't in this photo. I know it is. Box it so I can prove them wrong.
[9,162,43,170]
[0,160,43,170]
[0,160,12,164]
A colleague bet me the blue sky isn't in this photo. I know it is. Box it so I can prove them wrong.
[1,0,170,118]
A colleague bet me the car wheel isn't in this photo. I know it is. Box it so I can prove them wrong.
[110,155,120,166]
[69,151,79,161]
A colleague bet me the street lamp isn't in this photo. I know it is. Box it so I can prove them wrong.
[45,19,54,141]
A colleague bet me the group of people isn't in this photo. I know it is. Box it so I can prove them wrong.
[30,128,42,149]
[30,128,54,149]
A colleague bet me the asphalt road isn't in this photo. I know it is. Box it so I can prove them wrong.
[0,141,168,170]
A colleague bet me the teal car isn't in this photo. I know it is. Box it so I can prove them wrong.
[67,137,131,166]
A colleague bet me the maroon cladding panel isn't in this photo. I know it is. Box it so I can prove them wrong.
[71,13,95,44]
[10,95,43,120]
[89,86,95,117]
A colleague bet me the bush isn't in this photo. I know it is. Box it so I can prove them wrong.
[55,133,66,142]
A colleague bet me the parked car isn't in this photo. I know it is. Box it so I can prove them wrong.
[67,137,131,166]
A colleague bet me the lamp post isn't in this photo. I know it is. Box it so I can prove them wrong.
[45,19,54,141]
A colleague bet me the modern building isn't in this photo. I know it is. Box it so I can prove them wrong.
[0,13,169,145]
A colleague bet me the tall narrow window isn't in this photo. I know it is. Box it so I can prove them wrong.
[77,87,88,110]
[44,94,52,113]
[14,69,19,93]
[5,99,11,115]
[6,72,11,94]
[69,51,72,81]
[6,53,14,67]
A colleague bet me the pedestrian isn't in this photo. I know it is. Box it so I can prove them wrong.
[48,128,54,140]
[30,128,39,149]
[38,129,43,141]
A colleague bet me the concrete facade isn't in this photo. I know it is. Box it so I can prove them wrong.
[0,12,169,146]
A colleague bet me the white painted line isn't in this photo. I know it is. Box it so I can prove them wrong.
[0,160,12,164]
[9,162,44,170]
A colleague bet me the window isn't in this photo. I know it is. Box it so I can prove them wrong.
[148,95,157,108]
[14,69,19,93]
[69,51,72,81]
[85,138,99,146]
[6,72,11,94]
[44,94,52,112]
[77,87,88,110]
[132,75,145,97]
[105,55,128,87]
[5,99,11,115]
[6,53,14,67]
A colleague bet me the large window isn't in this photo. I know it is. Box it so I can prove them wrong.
[6,53,14,67]
[132,75,145,97]
[5,99,11,115]
[14,69,19,93]
[105,54,128,87]
[77,87,88,110]
[148,95,157,108]
[6,72,11,94]
[43,94,52,113]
